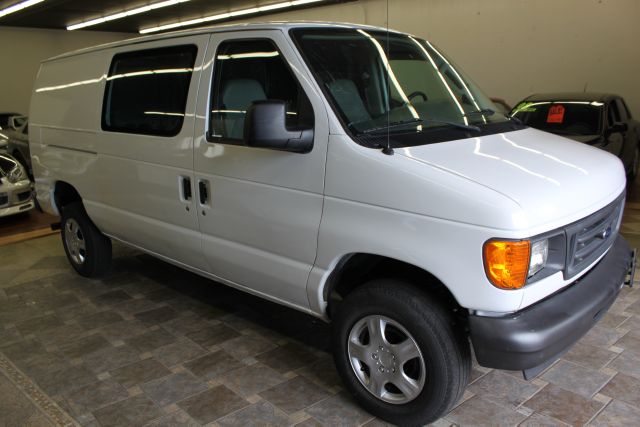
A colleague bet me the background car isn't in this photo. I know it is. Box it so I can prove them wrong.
[0,112,23,129]
[511,93,640,180]
[0,131,7,152]
[2,116,31,177]
[0,152,34,218]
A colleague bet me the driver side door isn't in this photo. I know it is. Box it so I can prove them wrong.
[192,30,329,310]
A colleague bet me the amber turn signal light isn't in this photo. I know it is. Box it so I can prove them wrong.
[483,240,531,290]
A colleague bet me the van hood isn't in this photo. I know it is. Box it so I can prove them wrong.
[396,127,626,230]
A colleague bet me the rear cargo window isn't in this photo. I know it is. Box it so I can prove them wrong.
[102,45,197,136]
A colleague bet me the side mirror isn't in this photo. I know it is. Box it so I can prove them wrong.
[608,122,628,135]
[8,115,26,130]
[244,100,313,153]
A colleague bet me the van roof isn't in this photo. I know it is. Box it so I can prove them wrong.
[44,21,407,62]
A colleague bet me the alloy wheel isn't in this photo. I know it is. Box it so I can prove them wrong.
[347,315,426,404]
[64,218,86,265]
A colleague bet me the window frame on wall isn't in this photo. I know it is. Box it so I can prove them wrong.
[101,44,198,137]
[206,38,314,146]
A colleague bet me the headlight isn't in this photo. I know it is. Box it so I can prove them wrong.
[484,237,556,290]
[483,240,530,290]
[7,164,27,184]
[528,239,549,278]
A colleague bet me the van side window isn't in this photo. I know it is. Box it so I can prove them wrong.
[208,39,313,143]
[102,45,197,137]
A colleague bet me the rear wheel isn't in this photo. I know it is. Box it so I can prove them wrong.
[332,279,470,426]
[61,201,112,277]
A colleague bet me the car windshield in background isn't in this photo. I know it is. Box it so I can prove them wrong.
[511,101,603,136]
[291,28,517,147]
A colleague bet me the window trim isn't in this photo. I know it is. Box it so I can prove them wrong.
[616,98,631,120]
[101,44,198,138]
[205,37,313,146]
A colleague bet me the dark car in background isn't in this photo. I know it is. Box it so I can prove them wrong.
[511,93,640,181]
[0,112,22,129]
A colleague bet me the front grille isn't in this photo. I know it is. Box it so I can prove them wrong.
[17,191,31,202]
[565,193,624,278]
[0,193,7,206]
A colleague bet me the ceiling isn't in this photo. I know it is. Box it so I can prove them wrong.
[0,0,351,33]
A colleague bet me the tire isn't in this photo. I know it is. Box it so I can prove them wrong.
[332,279,470,426]
[61,201,112,277]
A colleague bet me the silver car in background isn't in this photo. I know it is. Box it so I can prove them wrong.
[0,116,31,177]
[0,153,34,217]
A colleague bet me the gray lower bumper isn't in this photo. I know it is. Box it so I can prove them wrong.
[469,235,632,375]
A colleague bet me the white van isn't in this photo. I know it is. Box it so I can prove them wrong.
[30,22,634,425]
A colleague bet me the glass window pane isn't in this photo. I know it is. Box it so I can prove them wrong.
[609,101,621,123]
[102,45,197,137]
[209,39,313,143]
[513,102,602,136]
[291,28,506,136]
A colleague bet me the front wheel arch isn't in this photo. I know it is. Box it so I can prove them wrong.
[323,253,464,321]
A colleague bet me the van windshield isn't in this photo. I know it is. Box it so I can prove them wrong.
[291,28,520,147]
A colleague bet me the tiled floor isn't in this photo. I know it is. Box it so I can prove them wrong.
[1,199,640,426]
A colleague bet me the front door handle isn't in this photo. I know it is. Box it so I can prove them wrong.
[199,180,208,205]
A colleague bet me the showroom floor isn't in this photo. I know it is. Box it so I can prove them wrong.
[2,200,640,427]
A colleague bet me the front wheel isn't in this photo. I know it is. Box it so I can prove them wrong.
[61,201,112,277]
[332,280,470,426]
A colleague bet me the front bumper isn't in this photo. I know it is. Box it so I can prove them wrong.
[0,199,34,217]
[469,235,632,376]
[0,179,34,217]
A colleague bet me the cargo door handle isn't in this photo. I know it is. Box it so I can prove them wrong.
[198,180,208,205]
[180,176,192,201]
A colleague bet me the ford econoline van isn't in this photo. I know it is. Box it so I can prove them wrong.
[29,22,634,425]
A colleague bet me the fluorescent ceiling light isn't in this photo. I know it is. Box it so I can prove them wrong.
[0,0,45,19]
[140,0,326,34]
[67,0,191,31]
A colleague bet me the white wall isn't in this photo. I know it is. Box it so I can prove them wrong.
[0,26,128,114]
[1,0,639,116]
[244,0,640,115]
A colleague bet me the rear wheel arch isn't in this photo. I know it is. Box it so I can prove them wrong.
[54,181,82,212]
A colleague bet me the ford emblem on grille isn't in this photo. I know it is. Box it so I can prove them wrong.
[600,226,612,240]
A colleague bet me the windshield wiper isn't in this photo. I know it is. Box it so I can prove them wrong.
[361,118,481,134]
[463,108,496,117]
